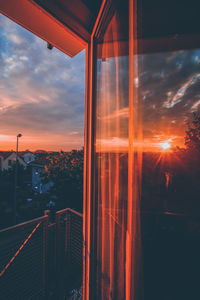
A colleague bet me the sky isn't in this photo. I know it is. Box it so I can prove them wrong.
[1,12,200,154]
[0,14,85,151]
[96,46,200,152]
[141,48,200,151]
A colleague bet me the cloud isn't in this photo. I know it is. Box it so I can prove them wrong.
[7,33,25,45]
[98,107,129,121]
[96,46,200,151]
[138,48,200,148]
[191,99,200,112]
[163,73,200,108]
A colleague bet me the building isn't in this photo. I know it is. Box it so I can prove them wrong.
[0,151,27,171]
[20,151,35,164]
[0,151,52,194]
[30,160,53,194]
[1,1,200,299]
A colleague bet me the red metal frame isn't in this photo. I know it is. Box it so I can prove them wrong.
[0,0,86,57]
[83,1,116,299]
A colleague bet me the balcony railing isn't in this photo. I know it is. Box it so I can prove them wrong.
[0,208,83,300]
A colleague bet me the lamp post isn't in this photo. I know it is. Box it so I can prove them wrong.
[13,133,22,224]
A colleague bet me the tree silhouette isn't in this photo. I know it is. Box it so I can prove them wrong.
[44,149,84,212]
[185,110,200,153]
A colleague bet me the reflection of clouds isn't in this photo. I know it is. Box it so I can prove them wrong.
[140,47,200,149]
[96,135,183,152]
[164,73,200,108]
[134,77,139,88]
[191,99,200,112]
[96,137,128,152]
[97,137,128,147]
[97,45,200,152]
[98,107,129,121]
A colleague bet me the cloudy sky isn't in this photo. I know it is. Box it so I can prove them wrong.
[1,11,200,153]
[0,14,85,151]
[141,48,200,150]
[96,44,200,152]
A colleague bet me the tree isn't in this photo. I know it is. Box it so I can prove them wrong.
[44,149,84,212]
[0,162,50,228]
[185,110,200,153]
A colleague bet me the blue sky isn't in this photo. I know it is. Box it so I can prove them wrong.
[0,13,85,151]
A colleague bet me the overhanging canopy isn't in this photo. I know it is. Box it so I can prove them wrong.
[0,0,101,57]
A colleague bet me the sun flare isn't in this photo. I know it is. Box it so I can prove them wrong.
[159,140,171,151]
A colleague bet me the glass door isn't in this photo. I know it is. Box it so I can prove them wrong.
[89,0,200,299]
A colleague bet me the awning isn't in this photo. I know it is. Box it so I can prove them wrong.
[0,0,93,57]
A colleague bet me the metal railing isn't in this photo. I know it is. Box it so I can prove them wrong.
[55,208,83,300]
[0,208,83,300]
[0,215,48,300]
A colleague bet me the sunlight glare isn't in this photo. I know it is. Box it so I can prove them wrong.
[159,140,171,151]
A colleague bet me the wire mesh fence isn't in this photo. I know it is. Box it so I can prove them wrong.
[0,208,83,300]
[47,222,57,299]
[55,209,83,300]
[0,216,48,300]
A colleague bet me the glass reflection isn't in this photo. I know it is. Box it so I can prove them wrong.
[95,2,129,299]
[95,2,200,299]
[140,48,200,214]
[140,48,200,299]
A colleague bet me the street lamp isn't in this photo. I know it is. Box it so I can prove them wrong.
[13,133,22,224]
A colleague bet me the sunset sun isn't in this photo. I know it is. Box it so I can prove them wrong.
[159,140,171,151]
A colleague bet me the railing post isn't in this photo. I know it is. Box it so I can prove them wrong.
[54,208,83,299]
[65,211,71,267]
[44,210,50,217]
[43,214,49,300]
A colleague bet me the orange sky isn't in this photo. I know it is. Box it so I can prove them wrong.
[0,133,84,151]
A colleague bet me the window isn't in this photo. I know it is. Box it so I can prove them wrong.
[91,0,200,299]
[95,2,129,298]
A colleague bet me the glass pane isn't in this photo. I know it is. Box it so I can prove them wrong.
[94,1,200,299]
[95,2,129,299]
[137,1,200,297]
[140,46,200,299]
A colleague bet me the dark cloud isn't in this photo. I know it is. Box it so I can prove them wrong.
[96,45,200,150]
[140,48,200,146]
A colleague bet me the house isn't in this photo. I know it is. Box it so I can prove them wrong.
[30,160,53,194]
[0,151,27,171]
[0,151,51,193]
[1,0,200,299]
[20,151,35,164]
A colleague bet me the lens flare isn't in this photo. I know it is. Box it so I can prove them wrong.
[159,140,171,151]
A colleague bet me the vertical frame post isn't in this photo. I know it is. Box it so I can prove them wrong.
[83,36,97,300]
[83,1,113,300]
[127,0,143,299]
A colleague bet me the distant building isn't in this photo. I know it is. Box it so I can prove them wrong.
[29,160,53,194]
[0,151,27,171]
[0,151,52,194]
[20,151,35,164]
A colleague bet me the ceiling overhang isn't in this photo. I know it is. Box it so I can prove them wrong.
[0,0,91,57]
[32,0,100,43]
